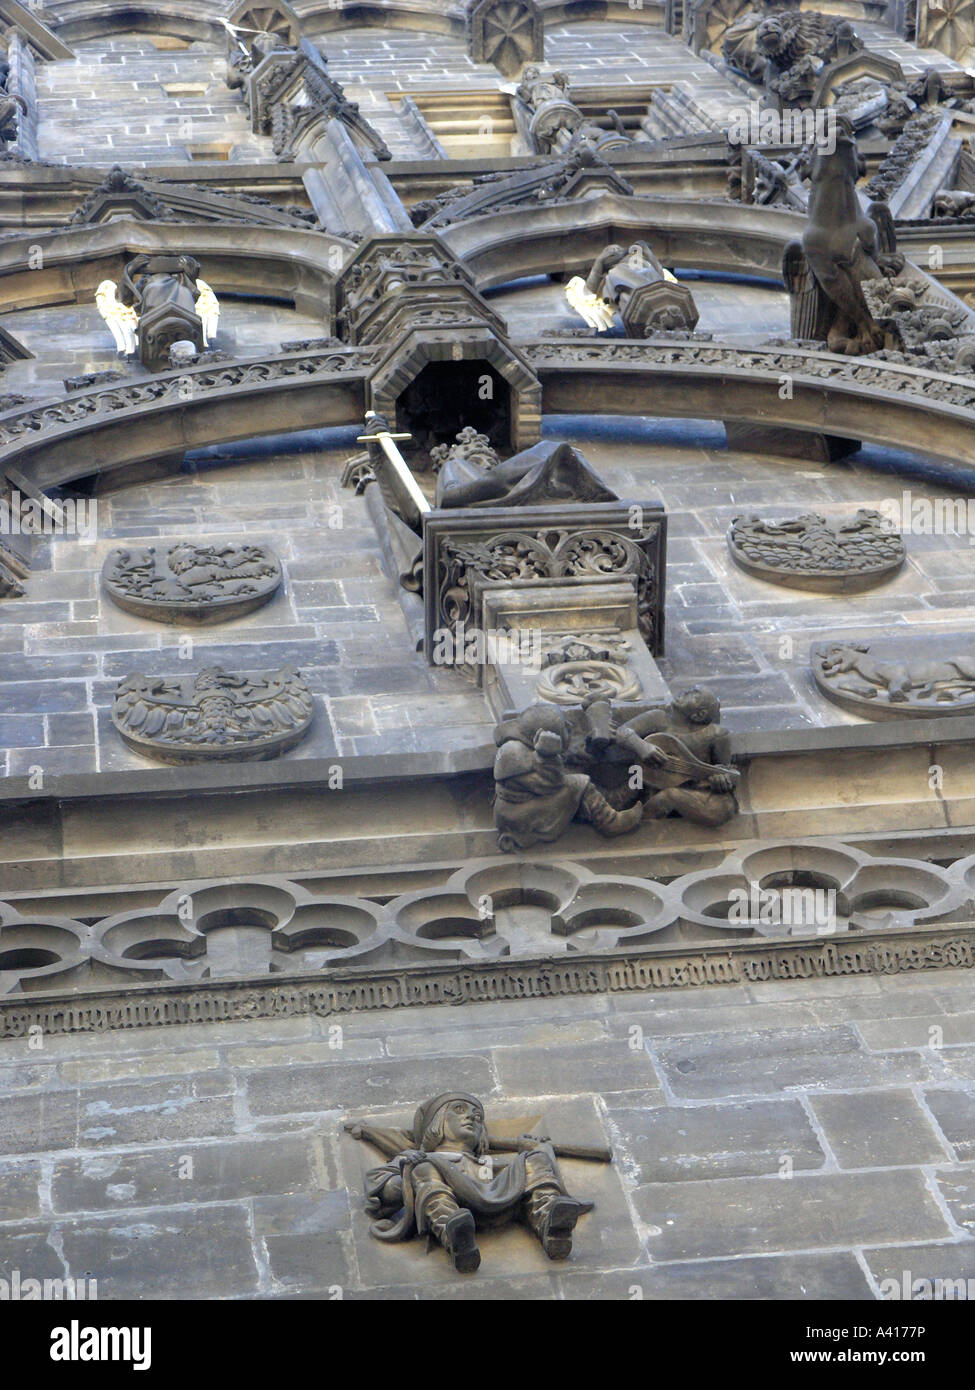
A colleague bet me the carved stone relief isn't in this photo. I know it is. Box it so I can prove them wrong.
[467,0,544,79]
[112,666,314,762]
[347,1092,598,1273]
[101,542,282,624]
[813,641,975,718]
[492,688,738,850]
[728,511,906,590]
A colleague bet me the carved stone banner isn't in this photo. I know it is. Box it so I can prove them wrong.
[102,542,282,624]
[728,510,905,591]
[112,666,314,762]
[812,640,975,718]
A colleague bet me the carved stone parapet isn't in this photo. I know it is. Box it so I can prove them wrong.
[4,840,975,1005]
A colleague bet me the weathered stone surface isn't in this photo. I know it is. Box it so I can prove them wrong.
[75,1076,236,1148]
[0,1161,41,1221]
[494,1040,662,1098]
[50,1134,326,1214]
[923,1090,975,1161]
[856,1013,975,1050]
[608,1097,825,1182]
[253,1192,352,1293]
[651,1026,933,1100]
[58,1205,260,1298]
[635,1171,952,1260]
[932,1165,975,1236]
[559,1252,874,1300]
[246,1055,496,1116]
[0,1091,78,1155]
[864,1239,975,1294]
[809,1090,950,1169]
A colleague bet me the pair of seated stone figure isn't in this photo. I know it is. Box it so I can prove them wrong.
[493,689,739,851]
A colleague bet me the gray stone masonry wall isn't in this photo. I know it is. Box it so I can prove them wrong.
[31,22,961,169]
[4,404,975,778]
[2,967,975,1298]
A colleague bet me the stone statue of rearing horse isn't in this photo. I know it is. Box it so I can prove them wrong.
[786,118,903,355]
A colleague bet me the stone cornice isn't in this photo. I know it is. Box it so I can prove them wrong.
[0,923,972,1039]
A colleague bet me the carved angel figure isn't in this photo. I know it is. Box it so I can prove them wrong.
[346,1092,600,1273]
[194,279,220,346]
[564,276,616,331]
[95,280,139,356]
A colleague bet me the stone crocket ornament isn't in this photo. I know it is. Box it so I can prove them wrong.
[346,1093,608,1273]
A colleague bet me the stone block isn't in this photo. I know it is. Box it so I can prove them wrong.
[245,1055,496,1116]
[608,1097,825,1182]
[253,1191,352,1293]
[864,1238,975,1295]
[923,1090,975,1161]
[58,1205,260,1298]
[0,1161,42,1221]
[0,1091,78,1156]
[493,1039,662,1098]
[76,1075,236,1147]
[651,1025,933,1100]
[809,1090,949,1168]
[856,1013,975,1051]
[634,1170,952,1260]
[51,1134,326,1214]
[559,1251,873,1300]
[934,1165,975,1235]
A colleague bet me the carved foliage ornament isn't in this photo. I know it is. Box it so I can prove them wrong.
[112,665,314,761]
[102,542,282,623]
[437,523,663,675]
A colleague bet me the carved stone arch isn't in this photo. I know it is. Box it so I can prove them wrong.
[368,327,543,453]
[49,2,217,44]
[227,0,302,46]
[812,52,906,107]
